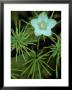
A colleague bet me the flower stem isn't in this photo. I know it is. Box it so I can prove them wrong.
[56,20,61,25]
[36,37,40,58]
[37,37,40,52]
[43,35,45,42]
[20,19,30,25]
[50,11,55,18]
[34,11,38,17]
[56,54,59,78]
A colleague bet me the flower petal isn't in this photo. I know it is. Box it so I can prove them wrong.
[41,29,52,36]
[48,19,57,29]
[38,12,48,23]
[34,29,42,36]
[31,19,38,28]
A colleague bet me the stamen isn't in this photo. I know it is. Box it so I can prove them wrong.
[39,22,47,30]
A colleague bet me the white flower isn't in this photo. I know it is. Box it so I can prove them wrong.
[31,12,57,36]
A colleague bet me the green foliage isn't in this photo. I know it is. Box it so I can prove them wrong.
[45,33,61,78]
[11,20,38,62]
[11,50,54,79]
[21,50,54,79]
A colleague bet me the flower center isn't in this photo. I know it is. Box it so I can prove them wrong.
[39,22,47,30]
